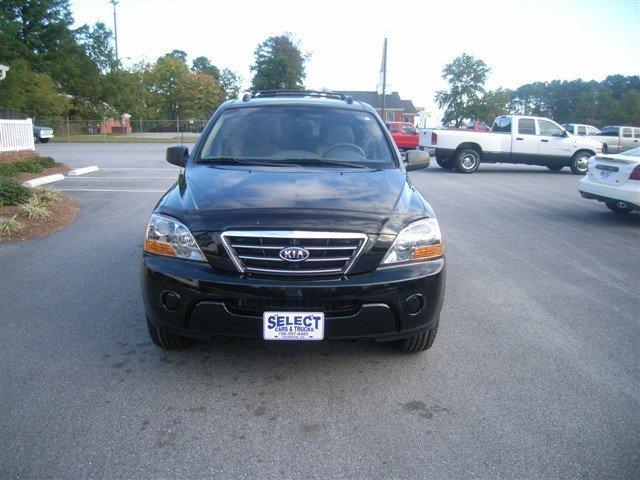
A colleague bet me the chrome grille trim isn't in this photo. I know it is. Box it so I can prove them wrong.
[220,230,368,275]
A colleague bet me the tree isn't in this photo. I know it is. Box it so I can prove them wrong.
[76,21,118,73]
[146,54,190,118]
[472,88,512,124]
[434,53,490,126]
[176,73,225,118]
[166,49,188,63]
[220,68,241,99]
[0,59,71,118]
[250,34,309,91]
[191,56,219,80]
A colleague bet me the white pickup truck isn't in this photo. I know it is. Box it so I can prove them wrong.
[421,115,603,174]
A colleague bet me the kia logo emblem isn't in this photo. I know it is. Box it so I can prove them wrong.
[279,247,310,262]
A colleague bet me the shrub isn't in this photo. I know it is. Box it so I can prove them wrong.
[19,197,51,219]
[0,176,31,206]
[0,163,19,176]
[12,160,44,174]
[32,156,57,169]
[0,215,25,235]
[0,156,58,177]
[35,187,61,202]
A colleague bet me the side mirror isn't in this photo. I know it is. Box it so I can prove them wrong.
[405,150,430,171]
[166,146,189,167]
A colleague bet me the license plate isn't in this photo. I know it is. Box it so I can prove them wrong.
[599,170,612,179]
[263,312,324,341]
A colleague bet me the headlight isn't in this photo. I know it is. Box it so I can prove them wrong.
[381,218,443,265]
[144,213,206,261]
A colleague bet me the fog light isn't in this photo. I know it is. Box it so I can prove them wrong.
[406,294,423,315]
[162,291,181,312]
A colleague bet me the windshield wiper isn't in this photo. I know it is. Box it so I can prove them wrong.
[270,158,371,169]
[198,156,288,167]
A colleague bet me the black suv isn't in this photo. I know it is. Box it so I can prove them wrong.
[141,91,444,353]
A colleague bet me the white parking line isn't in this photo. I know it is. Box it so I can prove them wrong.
[57,188,166,193]
[99,167,178,171]
[64,176,177,179]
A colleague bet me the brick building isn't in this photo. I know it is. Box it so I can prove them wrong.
[335,91,418,124]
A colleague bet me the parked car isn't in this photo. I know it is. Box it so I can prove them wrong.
[387,121,419,150]
[456,120,492,132]
[562,123,601,136]
[141,90,441,354]
[33,125,54,143]
[579,146,640,214]
[586,126,639,154]
[422,115,602,174]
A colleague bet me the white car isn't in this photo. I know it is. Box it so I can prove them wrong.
[579,146,640,214]
[423,115,602,174]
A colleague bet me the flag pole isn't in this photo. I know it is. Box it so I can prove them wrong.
[381,37,387,122]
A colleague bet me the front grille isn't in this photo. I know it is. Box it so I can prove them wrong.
[220,231,367,276]
[225,297,361,318]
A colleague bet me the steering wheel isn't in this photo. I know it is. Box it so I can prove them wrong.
[323,143,366,159]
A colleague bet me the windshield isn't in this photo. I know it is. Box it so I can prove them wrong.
[199,106,395,167]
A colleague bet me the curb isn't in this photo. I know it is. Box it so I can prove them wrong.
[67,166,100,176]
[22,174,66,188]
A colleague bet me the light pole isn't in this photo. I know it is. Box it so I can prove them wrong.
[110,0,119,66]
[381,37,387,123]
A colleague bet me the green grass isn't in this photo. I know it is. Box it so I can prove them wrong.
[0,215,25,235]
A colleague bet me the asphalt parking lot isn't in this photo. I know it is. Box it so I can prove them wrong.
[2,143,639,479]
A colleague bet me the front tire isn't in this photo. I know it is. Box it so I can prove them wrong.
[605,201,634,214]
[34,135,40,144]
[454,148,480,174]
[147,317,191,349]
[570,151,591,175]
[397,321,439,353]
[436,157,454,169]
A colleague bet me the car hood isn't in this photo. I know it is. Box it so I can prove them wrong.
[157,164,431,234]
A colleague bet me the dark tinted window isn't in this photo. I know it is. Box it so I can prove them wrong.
[492,117,512,133]
[577,126,586,136]
[601,127,619,137]
[200,106,395,167]
[562,124,574,134]
[634,128,640,139]
[622,127,632,138]
[518,118,535,135]
[538,119,563,137]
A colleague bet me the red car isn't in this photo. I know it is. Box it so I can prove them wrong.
[387,122,419,150]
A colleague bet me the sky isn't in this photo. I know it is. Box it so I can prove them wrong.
[70,0,640,122]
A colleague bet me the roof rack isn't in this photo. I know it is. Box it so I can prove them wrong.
[242,90,353,104]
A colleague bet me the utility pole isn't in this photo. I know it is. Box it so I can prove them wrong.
[110,0,119,66]
[381,37,387,123]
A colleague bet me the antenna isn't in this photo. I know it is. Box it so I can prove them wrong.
[110,0,119,66]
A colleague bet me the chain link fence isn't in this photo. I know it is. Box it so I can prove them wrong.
[31,118,208,143]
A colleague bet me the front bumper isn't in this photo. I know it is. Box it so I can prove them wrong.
[142,254,445,342]
[579,176,640,209]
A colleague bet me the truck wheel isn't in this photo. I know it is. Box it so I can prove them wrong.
[546,164,564,172]
[397,321,439,354]
[40,138,50,143]
[436,157,454,169]
[570,151,591,175]
[605,201,634,214]
[33,135,40,144]
[454,149,480,173]
[147,317,191,349]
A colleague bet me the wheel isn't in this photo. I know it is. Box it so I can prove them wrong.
[396,321,439,353]
[436,157,454,169]
[605,201,634,214]
[147,317,191,349]
[40,138,49,143]
[570,151,591,175]
[546,164,564,171]
[453,148,480,173]
[33,135,40,144]
[602,144,608,154]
